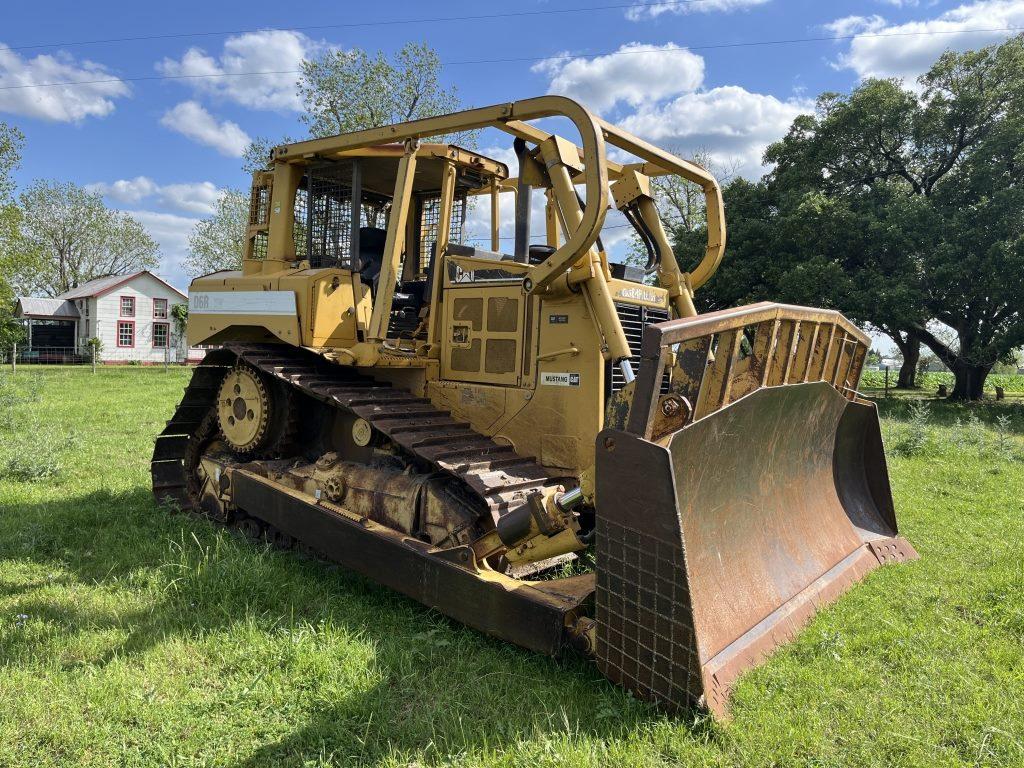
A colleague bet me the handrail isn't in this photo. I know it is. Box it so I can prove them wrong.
[269,96,726,296]
[639,302,871,357]
[273,96,608,295]
[625,303,872,438]
[596,119,725,292]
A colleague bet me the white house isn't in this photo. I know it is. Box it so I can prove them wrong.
[14,271,190,363]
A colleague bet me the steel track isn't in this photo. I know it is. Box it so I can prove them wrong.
[151,344,570,527]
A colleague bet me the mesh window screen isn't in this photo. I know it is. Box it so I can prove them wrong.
[308,162,354,269]
[306,162,393,270]
[249,184,270,227]
[451,195,466,253]
[418,193,467,273]
[250,231,268,261]
[293,183,309,260]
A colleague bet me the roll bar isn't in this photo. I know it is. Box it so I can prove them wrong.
[272,95,727,295]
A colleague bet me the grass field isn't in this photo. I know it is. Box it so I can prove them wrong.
[1,366,1023,767]
[861,370,1024,394]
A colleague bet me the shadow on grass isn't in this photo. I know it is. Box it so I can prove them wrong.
[0,487,697,765]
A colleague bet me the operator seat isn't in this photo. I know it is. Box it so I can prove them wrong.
[356,227,388,288]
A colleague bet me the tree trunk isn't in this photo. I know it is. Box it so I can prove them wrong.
[949,361,992,401]
[913,325,993,401]
[897,339,920,388]
[888,330,920,389]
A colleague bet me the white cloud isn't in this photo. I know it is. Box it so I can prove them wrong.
[833,0,1024,82]
[530,38,810,180]
[87,176,158,205]
[824,15,888,38]
[160,101,251,157]
[876,0,918,7]
[157,30,318,111]
[477,144,518,171]
[158,182,225,215]
[619,86,813,177]
[533,43,705,111]
[87,177,224,216]
[129,210,199,291]
[625,0,770,21]
[0,47,129,122]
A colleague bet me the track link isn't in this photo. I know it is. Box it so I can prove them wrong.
[151,344,570,526]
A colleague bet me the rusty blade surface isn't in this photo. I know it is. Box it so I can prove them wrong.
[595,381,917,718]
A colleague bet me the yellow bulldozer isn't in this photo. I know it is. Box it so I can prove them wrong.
[152,96,916,717]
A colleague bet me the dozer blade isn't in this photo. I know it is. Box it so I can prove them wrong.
[594,304,917,718]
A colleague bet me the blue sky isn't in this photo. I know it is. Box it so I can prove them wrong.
[2,0,1022,291]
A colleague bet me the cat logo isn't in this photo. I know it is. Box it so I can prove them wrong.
[615,286,660,304]
[541,372,581,387]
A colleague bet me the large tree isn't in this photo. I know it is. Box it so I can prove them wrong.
[244,42,471,170]
[297,42,464,139]
[12,181,160,297]
[183,189,248,278]
[672,178,925,388]
[0,122,26,348]
[0,121,22,203]
[690,180,933,387]
[698,36,1024,399]
[910,126,1024,398]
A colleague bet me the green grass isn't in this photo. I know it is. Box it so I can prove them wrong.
[861,370,1024,393]
[1,366,1023,767]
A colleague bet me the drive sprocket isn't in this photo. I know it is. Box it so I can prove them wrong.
[217,364,273,454]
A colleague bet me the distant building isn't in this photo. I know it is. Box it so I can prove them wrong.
[14,271,192,363]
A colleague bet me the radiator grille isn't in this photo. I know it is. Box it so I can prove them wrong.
[606,302,670,396]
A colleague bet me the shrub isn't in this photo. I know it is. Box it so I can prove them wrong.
[993,414,1016,462]
[0,375,82,482]
[1,449,63,482]
[892,400,932,456]
[86,337,103,362]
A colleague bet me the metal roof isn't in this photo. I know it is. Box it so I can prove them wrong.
[57,273,140,299]
[14,297,80,319]
[54,270,188,300]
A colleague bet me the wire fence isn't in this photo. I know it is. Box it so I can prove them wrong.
[1,344,211,368]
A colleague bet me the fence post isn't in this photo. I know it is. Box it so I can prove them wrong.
[11,342,15,373]
[164,344,169,372]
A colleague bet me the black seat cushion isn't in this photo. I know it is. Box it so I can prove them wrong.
[357,227,388,284]
[393,281,425,309]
